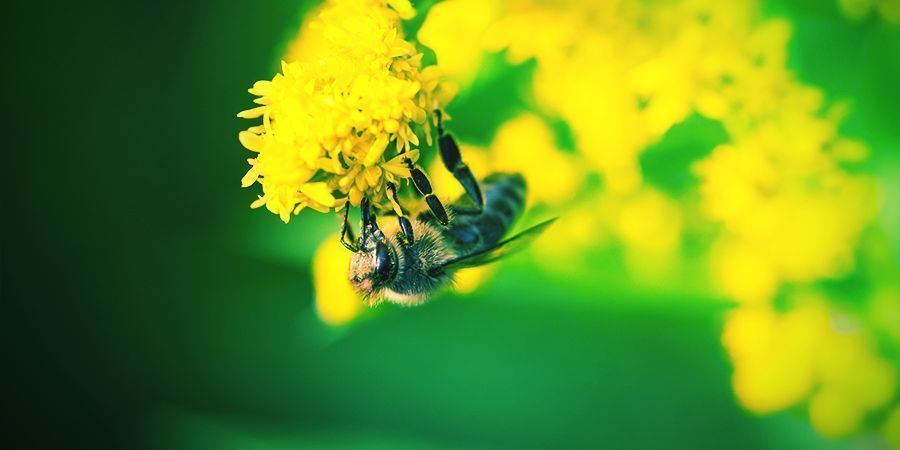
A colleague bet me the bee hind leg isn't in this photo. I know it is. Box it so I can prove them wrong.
[402,157,450,226]
[435,109,483,215]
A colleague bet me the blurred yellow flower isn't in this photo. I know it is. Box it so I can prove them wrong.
[809,387,867,437]
[696,112,877,303]
[313,234,363,325]
[418,0,500,84]
[724,291,899,437]
[724,301,824,412]
[710,238,780,305]
[490,114,582,205]
[453,267,495,294]
[615,188,683,280]
[238,0,456,223]
[533,197,609,274]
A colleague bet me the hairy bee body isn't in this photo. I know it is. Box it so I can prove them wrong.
[350,173,527,305]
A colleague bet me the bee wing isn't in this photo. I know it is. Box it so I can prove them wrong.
[429,217,558,275]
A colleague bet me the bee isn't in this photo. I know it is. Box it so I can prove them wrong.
[339,110,555,305]
[345,172,554,304]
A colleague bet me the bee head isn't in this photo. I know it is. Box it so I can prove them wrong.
[348,235,398,298]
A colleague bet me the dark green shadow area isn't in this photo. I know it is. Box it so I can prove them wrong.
[639,114,729,196]
[124,238,834,450]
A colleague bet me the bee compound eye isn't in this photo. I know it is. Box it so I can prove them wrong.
[374,242,394,281]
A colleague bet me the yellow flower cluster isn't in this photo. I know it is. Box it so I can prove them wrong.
[724,290,899,438]
[238,0,455,223]
[422,0,696,281]
[418,0,897,443]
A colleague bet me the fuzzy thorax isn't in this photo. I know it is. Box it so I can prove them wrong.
[349,219,456,306]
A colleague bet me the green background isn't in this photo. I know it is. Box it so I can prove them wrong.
[5,1,898,449]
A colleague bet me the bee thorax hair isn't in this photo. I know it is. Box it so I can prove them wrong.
[382,219,455,305]
[349,218,456,306]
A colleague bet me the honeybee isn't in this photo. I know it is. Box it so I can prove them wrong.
[338,109,554,304]
[343,172,555,305]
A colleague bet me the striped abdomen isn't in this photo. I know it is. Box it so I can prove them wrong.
[445,173,527,256]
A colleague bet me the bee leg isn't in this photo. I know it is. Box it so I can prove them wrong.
[403,157,450,226]
[360,196,387,243]
[340,204,358,252]
[386,182,415,244]
[435,109,483,215]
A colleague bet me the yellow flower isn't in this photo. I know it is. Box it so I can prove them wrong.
[695,113,877,303]
[808,387,867,438]
[238,0,456,223]
[312,234,363,325]
[710,237,780,305]
[418,0,500,84]
[724,291,900,438]
[489,114,582,205]
[453,267,495,294]
[724,301,825,413]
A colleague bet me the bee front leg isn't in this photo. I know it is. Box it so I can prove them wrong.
[340,204,358,252]
[435,109,483,215]
[360,196,387,243]
[386,182,414,245]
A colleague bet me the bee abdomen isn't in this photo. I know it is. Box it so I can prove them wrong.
[470,173,526,247]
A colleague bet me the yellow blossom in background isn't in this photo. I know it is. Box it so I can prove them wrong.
[710,237,780,305]
[615,188,683,280]
[417,0,500,85]
[724,302,823,412]
[452,267,496,294]
[489,114,581,205]
[313,235,363,325]
[723,291,899,437]
[533,198,608,271]
[238,0,456,223]
[696,102,877,302]
[418,0,897,443]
